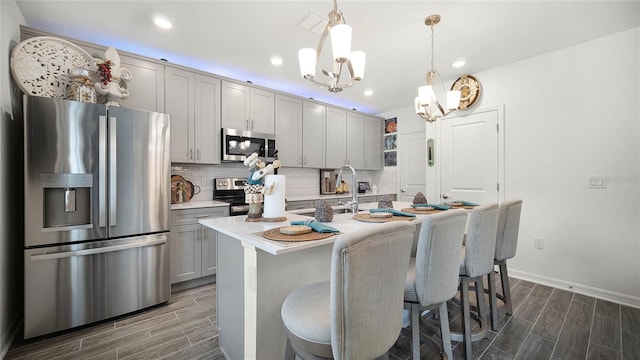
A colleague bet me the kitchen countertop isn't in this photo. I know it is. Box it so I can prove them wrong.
[171,200,230,210]
[199,201,420,255]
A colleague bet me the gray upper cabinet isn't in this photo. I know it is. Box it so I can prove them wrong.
[194,74,222,164]
[221,81,275,134]
[325,107,347,169]
[364,116,383,170]
[118,55,165,113]
[346,111,365,169]
[166,66,221,164]
[302,101,326,168]
[275,94,303,167]
[19,27,381,170]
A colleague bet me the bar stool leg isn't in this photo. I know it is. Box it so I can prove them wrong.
[438,302,453,360]
[284,338,295,360]
[475,278,488,328]
[499,261,513,314]
[460,278,473,360]
[488,270,498,331]
[411,303,421,360]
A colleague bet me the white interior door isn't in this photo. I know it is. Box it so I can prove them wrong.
[398,131,427,202]
[438,106,502,204]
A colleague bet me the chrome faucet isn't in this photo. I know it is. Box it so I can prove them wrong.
[336,164,358,213]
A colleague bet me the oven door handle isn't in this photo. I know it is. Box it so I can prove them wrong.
[30,237,167,262]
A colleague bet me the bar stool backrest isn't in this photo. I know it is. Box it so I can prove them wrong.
[495,199,523,261]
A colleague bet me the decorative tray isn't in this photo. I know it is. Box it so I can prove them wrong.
[10,36,96,98]
[262,227,336,242]
[352,213,415,223]
[400,207,441,214]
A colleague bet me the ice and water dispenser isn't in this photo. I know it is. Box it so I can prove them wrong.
[41,173,93,229]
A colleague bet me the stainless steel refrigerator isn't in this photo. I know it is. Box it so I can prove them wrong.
[23,95,171,338]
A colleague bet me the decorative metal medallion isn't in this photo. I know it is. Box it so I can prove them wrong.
[10,36,96,98]
[451,75,481,110]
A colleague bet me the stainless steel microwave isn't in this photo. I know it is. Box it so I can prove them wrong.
[222,128,276,162]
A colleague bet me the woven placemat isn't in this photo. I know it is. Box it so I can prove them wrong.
[400,207,441,215]
[353,213,415,223]
[445,203,477,209]
[261,227,337,242]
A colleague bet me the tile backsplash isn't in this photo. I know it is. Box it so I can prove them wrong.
[171,163,398,202]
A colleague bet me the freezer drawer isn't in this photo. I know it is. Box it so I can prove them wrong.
[24,234,170,339]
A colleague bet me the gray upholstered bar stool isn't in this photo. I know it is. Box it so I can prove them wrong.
[404,210,467,360]
[453,203,499,360]
[487,199,523,331]
[281,221,415,360]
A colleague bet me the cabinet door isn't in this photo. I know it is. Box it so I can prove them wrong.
[302,101,326,168]
[166,67,195,163]
[325,107,347,169]
[170,224,202,284]
[250,88,275,134]
[364,116,383,170]
[201,226,217,276]
[275,94,303,167]
[119,55,165,112]
[221,81,250,130]
[346,112,365,169]
[195,74,221,164]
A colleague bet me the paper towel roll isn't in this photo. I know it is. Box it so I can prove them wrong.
[263,175,285,219]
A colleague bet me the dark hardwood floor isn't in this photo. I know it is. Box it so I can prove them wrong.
[392,277,640,360]
[5,277,640,360]
[5,283,223,360]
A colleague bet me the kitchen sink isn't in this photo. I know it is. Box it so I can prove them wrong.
[295,208,365,217]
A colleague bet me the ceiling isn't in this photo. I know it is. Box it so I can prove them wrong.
[15,1,640,114]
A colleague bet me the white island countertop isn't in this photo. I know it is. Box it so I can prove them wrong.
[199,201,421,255]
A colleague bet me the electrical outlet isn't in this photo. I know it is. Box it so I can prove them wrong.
[588,175,607,189]
[533,237,544,250]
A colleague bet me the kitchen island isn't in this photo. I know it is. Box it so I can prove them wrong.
[199,202,422,359]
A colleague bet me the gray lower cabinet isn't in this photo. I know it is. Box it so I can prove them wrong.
[358,195,377,204]
[286,200,316,211]
[170,207,229,284]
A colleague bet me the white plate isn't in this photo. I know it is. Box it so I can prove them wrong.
[413,206,434,211]
[370,212,393,218]
[10,36,96,98]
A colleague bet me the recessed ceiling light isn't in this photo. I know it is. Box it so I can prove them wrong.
[452,60,466,68]
[364,90,373,96]
[270,57,283,66]
[154,17,172,29]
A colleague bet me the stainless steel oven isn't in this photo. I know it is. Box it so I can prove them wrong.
[222,128,276,162]
[213,178,250,216]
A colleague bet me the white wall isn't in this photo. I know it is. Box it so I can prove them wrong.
[1,0,27,356]
[484,27,640,306]
[393,28,640,306]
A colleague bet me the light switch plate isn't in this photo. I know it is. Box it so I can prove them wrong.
[588,175,607,189]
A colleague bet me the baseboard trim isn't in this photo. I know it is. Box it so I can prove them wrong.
[1,312,22,359]
[171,275,216,294]
[509,269,640,309]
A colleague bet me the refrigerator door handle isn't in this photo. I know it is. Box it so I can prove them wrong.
[109,116,117,227]
[29,237,167,262]
[99,116,107,227]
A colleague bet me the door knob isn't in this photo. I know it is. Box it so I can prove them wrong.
[442,193,449,199]
[401,188,406,193]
